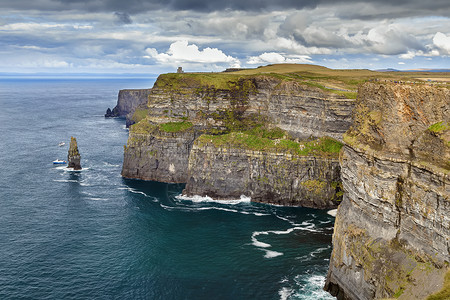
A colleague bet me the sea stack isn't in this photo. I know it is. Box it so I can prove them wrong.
[67,136,82,170]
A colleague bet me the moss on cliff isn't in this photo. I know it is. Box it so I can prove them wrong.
[130,118,194,134]
[130,108,149,124]
[197,131,342,157]
[130,119,157,134]
[159,121,193,133]
[428,121,449,134]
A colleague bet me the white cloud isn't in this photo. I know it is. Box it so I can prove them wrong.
[247,52,313,64]
[399,51,416,59]
[398,62,405,65]
[145,40,241,67]
[433,32,450,55]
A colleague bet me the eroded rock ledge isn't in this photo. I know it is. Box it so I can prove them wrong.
[325,82,449,300]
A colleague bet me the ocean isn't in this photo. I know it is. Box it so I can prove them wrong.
[0,78,335,300]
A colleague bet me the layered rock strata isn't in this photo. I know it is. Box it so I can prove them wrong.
[67,136,82,170]
[121,73,354,206]
[183,137,342,208]
[325,83,450,299]
[122,123,199,183]
[148,75,355,141]
[105,89,151,127]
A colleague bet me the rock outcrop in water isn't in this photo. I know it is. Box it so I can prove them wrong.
[105,89,151,127]
[324,82,450,299]
[121,72,355,207]
[67,136,82,170]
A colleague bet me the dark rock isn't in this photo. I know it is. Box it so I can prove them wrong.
[67,136,82,170]
[105,89,152,126]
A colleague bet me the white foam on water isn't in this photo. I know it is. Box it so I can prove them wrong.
[327,209,337,217]
[118,187,151,198]
[88,197,108,201]
[251,231,271,248]
[291,274,334,300]
[160,203,269,217]
[264,250,283,258]
[53,179,78,183]
[278,287,294,300]
[176,194,251,205]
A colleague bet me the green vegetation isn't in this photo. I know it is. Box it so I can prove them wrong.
[130,119,194,134]
[155,64,449,102]
[301,180,327,194]
[393,287,405,298]
[428,121,449,133]
[159,121,193,133]
[130,120,156,134]
[155,72,246,90]
[427,270,450,300]
[197,132,343,157]
[131,108,149,124]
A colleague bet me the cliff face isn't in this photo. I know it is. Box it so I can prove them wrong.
[183,135,342,208]
[325,83,450,299]
[149,75,354,141]
[105,89,151,127]
[122,122,198,183]
[121,73,354,206]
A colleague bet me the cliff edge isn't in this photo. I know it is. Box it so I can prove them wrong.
[325,82,449,299]
[121,70,355,207]
[105,89,151,127]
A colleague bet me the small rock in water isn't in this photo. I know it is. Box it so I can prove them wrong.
[67,136,82,170]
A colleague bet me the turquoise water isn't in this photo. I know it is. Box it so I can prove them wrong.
[0,78,335,299]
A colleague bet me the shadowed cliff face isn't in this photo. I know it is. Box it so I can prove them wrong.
[325,83,450,300]
[105,89,151,127]
[121,74,354,207]
[183,140,342,208]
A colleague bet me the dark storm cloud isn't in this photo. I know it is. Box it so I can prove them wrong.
[114,12,132,24]
[1,0,449,17]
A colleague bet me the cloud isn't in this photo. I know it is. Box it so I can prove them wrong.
[433,32,450,55]
[1,0,450,18]
[145,40,241,67]
[399,51,416,59]
[114,12,132,25]
[247,52,313,64]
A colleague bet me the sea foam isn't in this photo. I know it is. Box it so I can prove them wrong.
[176,194,251,205]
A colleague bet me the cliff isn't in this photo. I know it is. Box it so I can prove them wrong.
[105,89,151,127]
[148,74,354,141]
[121,71,355,206]
[67,136,82,170]
[325,83,450,299]
[183,133,342,208]
[122,121,199,183]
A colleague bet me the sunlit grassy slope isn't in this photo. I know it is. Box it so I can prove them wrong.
[158,64,449,99]
[232,63,450,91]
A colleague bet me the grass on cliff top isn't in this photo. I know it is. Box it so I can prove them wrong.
[156,64,449,98]
[154,73,246,90]
[130,119,194,134]
[197,131,343,157]
[159,121,193,133]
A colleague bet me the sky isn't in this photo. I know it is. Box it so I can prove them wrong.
[0,0,449,74]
